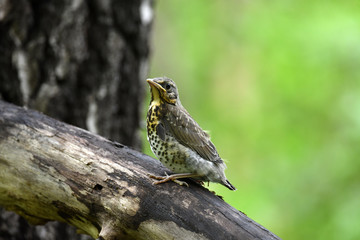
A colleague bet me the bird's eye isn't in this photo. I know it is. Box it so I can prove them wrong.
[165,84,171,90]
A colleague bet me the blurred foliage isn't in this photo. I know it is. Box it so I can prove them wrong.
[142,0,360,239]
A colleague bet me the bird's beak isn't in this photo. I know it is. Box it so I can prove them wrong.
[147,78,166,93]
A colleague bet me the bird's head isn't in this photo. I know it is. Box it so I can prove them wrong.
[147,77,180,105]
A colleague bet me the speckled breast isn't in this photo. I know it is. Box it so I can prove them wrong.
[146,104,189,173]
[147,127,191,173]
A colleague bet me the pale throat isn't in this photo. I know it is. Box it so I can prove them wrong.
[150,87,162,107]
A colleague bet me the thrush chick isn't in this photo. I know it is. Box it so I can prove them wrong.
[146,77,236,190]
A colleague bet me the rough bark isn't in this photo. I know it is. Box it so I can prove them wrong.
[0,101,280,240]
[0,0,153,238]
[0,0,152,148]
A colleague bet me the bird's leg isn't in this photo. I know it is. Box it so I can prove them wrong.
[149,172,200,187]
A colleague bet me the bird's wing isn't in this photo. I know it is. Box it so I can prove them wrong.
[163,104,222,163]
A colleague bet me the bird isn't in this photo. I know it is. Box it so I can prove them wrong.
[146,77,236,190]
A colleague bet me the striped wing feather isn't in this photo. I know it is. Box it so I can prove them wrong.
[164,104,222,163]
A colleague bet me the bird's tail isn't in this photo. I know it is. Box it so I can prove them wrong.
[224,179,236,191]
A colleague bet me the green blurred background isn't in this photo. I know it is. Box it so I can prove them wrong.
[142,1,360,239]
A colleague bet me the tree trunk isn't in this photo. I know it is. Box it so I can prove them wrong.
[0,0,152,239]
[0,100,280,240]
[0,0,152,148]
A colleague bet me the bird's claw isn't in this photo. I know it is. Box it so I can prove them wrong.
[148,173,189,187]
[172,179,189,187]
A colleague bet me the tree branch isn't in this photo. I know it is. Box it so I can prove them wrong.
[0,100,280,240]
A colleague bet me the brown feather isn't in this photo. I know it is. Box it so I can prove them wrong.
[163,104,223,164]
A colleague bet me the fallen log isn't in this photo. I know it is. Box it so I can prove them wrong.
[0,100,280,240]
